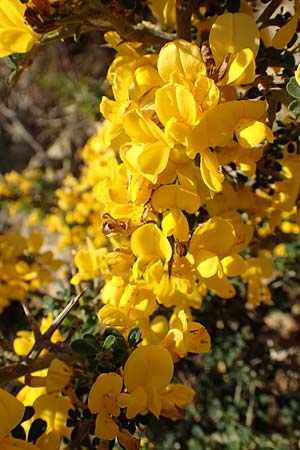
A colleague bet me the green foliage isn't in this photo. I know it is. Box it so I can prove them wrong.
[288,99,300,115]
[287,77,300,99]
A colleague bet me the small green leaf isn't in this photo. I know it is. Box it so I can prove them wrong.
[4,56,17,70]
[7,70,17,86]
[103,334,117,350]
[28,419,47,443]
[114,336,127,351]
[128,327,142,347]
[288,99,300,115]
[103,327,123,339]
[121,0,136,11]
[287,77,300,99]
[83,333,101,351]
[71,339,97,355]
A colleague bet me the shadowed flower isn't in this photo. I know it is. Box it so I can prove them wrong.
[0,0,40,57]
[0,388,39,450]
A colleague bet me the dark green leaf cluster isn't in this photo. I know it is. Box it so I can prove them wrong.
[287,77,300,120]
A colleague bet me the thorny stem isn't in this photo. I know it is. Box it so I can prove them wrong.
[0,290,86,386]
[26,289,86,360]
[0,350,81,387]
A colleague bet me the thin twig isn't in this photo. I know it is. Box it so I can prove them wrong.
[0,290,87,386]
[176,0,201,41]
[256,0,282,28]
[246,380,256,427]
[0,101,45,156]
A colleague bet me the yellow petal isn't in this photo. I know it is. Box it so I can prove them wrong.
[130,223,172,263]
[161,384,195,420]
[2,436,40,450]
[193,76,220,110]
[220,48,256,86]
[0,388,24,441]
[164,118,191,146]
[157,39,206,83]
[98,304,134,330]
[209,13,260,66]
[164,328,186,358]
[35,430,61,450]
[123,110,165,143]
[200,148,224,192]
[148,0,176,29]
[124,345,173,392]
[46,359,73,394]
[162,209,190,242]
[295,64,300,85]
[190,217,236,256]
[120,387,148,419]
[195,250,221,278]
[88,373,123,414]
[235,119,273,148]
[221,254,246,276]
[186,322,211,353]
[33,394,73,436]
[204,273,236,299]
[130,65,163,101]
[124,142,170,183]
[13,330,34,356]
[95,411,119,441]
[117,428,140,450]
[188,100,269,157]
[0,0,40,57]
[119,284,156,320]
[271,8,299,49]
[151,184,200,214]
[155,83,198,126]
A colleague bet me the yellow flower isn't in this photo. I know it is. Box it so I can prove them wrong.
[46,359,73,394]
[88,373,123,441]
[121,109,170,183]
[164,309,211,359]
[148,0,176,29]
[160,384,195,421]
[118,283,157,321]
[0,388,39,450]
[161,208,190,242]
[242,255,273,306]
[190,217,235,278]
[157,40,206,84]
[0,0,40,57]
[151,183,200,214]
[71,240,105,284]
[33,394,74,450]
[119,345,174,419]
[209,12,260,85]
[130,223,172,272]
[16,385,73,450]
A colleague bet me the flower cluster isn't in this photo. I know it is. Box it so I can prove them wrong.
[1,1,300,449]
[0,230,62,313]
